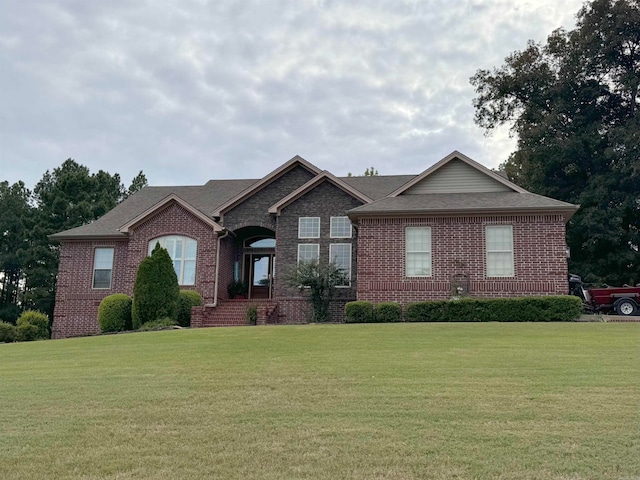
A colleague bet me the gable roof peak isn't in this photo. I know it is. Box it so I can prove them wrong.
[119,193,223,233]
[268,170,373,215]
[213,155,323,217]
[389,151,528,197]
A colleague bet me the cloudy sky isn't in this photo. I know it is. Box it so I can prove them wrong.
[1,0,585,189]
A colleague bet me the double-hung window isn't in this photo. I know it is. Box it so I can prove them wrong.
[330,217,352,238]
[299,217,320,238]
[406,227,431,277]
[330,243,351,286]
[93,247,114,289]
[149,236,197,285]
[486,225,514,277]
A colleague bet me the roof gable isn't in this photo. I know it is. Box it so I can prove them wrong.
[268,171,373,214]
[119,193,223,233]
[390,151,527,196]
[213,155,322,217]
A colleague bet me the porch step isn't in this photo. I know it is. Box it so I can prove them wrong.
[197,299,278,327]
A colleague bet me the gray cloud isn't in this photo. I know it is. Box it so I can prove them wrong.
[1,0,583,189]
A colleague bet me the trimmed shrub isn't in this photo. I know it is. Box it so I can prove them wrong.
[132,243,180,328]
[98,294,133,333]
[137,317,178,331]
[0,321,17,343]
[345,301,374,323]
[375,302,403,323]
[177,290,203,327]
[16,310,50,340]
[406,296,583,322]
[16,323,40,342]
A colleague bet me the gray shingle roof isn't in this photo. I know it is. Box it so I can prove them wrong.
[50,171,578,240]
[339,175,416,200]
[50,179,257,239]
[347,192,579,216]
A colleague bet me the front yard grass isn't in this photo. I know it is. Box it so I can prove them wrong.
[0,322,638,479]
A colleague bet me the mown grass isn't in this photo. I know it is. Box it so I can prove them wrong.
[0,323,638,480]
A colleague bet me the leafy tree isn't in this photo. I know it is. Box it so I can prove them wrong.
[0,181,31,323]
[286,260,347,323]
[132,243,180,328]
[471,0,639,285]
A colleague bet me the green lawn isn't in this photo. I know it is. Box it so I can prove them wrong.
[1,323,638,480]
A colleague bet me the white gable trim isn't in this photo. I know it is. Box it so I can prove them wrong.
[389,151,528,197]
[119,194,223,233]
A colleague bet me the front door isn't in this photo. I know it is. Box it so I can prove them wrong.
[247,253,274,299]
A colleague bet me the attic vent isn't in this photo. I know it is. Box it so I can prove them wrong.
[451,274,470,298]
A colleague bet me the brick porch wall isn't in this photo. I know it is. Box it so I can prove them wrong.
[356,214,569,305]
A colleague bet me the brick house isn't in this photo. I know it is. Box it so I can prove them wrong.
[50,151,578,338]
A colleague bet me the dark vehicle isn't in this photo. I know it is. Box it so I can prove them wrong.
[569,274,640,316]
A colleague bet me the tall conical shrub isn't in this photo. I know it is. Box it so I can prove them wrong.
[132,243,180,328]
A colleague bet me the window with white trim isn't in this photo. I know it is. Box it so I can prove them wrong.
[486,225,514,277]
[406,227,431,277]
[93,248,114,289]
[330,243,351,286]
[148,236,197,285]
[298,217,320,238]
[297,244,319,263]
[330,217,352,238]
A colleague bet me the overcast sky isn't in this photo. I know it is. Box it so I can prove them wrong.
[1,0,585,190]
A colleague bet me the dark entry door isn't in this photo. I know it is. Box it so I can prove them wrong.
[249,254,274,299]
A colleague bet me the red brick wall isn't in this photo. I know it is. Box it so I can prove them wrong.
[53,201,221,338]
[356,214,569,305]
[52,240,129,338]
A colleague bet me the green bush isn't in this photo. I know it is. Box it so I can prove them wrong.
[406,296,583,322]
[375,302,403,323]
[246,305,258,325]
[98,294,133,333]
[16,310,50,340]
[177,290,203,327]
[137,317,178,331]
[132,243,181,328]
[0,321,17,343]
[345,301,375,323]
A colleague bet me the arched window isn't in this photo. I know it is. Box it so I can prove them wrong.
[244,237,276,248]
[148,236,197,285]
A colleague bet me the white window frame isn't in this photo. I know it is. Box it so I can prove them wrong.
[92,247,114,289]
[329,243,351,287]
[298,217,320,239]
[330,216,352,238]
[148,235,197,285]
[405,226,432,277]
[297,244,320,263]
[486,225,514,277]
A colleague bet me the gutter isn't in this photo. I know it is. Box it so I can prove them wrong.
[211,229,231,307]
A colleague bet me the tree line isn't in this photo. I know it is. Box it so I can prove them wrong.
[0,159,146,324]
[471,0,639,285]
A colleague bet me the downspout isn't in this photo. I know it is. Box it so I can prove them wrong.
[212,229,230,307]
